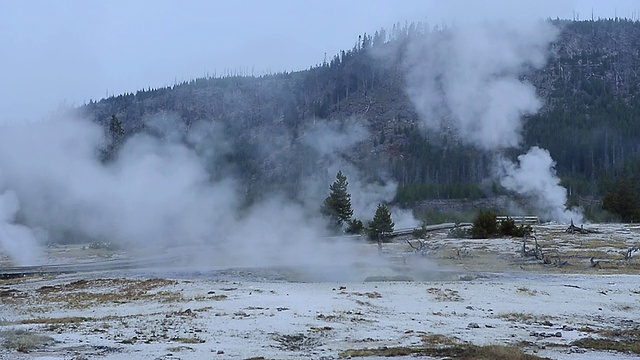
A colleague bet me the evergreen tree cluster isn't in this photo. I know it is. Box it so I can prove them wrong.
[470,210,532,239]
[321,171,394,238]
[602,178,640,222]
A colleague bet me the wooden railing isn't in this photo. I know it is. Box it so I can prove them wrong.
[495,216,539,225]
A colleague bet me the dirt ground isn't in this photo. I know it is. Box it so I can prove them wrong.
[1,223,640,359]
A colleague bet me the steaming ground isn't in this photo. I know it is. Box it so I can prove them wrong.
[0,113,416,268]
[0,18,579,268]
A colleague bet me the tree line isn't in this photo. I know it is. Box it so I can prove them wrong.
[82,19,640,221]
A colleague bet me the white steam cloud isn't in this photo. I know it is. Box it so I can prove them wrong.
[403,22,555,151]
[0,189,41,265]
[401,20,581,223]
[0,114,389,273]
[497,147,583,223]
[0,116,238,264]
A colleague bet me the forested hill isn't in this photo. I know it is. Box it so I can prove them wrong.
[81,19,640,206]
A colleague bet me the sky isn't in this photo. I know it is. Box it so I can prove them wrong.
[1,0,639,122]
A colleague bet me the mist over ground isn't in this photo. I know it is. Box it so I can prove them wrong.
[0,113,410,270]
[0,18,586,269]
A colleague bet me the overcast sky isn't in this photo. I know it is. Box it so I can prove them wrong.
[1,0,639,122]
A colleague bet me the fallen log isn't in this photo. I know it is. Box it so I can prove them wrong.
[565,219,599,234]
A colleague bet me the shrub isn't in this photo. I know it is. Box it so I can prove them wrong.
[499,217,532,237]
[471,210,498,238]
[346,219,364,234]
[412,226,428,239]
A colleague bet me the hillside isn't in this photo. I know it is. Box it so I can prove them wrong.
[80,19,640,210]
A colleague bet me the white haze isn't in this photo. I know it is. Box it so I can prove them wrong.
[399,20,582,223]
[0,114,391,271]
[301,119,419,228]
[403,21,555,151]
[0,189,41,265]
[497,147,584,223]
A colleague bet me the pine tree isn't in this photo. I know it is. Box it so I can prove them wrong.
[321,171,354,230]
[109,114,125,144]
[602,178,640,222]
[368,203,394,239]
[470,209,498,239]
[100,114,126,162]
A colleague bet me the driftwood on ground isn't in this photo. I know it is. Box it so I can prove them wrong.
[565,219,599,234]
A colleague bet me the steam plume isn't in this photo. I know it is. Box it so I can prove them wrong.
[400,20,581,222]
[497,147,583,223]
[0,112,407,275]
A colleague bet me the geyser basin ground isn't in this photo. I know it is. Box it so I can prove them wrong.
[1,224,640,359]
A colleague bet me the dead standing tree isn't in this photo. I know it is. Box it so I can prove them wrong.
[406,239,428,257]
[625,243,640,260]
[521,228,543,260]
[521,228,568,266]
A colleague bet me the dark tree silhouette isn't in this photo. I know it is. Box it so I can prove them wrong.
[368,203,394,239]
[321,171,354,230]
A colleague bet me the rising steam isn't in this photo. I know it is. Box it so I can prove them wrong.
[400,20,581,222]
[301,119,418,228]
[0,112,409,271]
[497,147,583,223]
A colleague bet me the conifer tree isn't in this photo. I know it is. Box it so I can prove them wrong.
[321,171,354,229]
[100,114,126,162]
[368,203,394,239]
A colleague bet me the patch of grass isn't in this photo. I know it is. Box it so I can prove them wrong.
[596,328,640,339]
[340,346,414,357]
[170,337,205,344]
[498,312,546,323]
[516,287,537,296]
[37,278,176,294]
[0,289,23,298]
[0,330,55,353]
[20,316,91,325]
[32,278,181,308]
[572,327,640,354]
[351,292,381,299]
[579,239,628,249]
[166,345,194,352]
[563,249,614,259]
[572,337,640,354]
[421,333,459,346]
[273,333,321,351]
[427,287,463,302]
[339,344,547,359]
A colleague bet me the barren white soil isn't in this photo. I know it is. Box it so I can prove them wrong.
[1,223,640,359]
